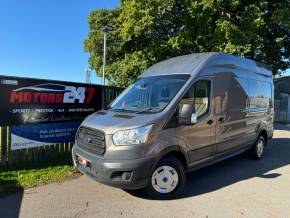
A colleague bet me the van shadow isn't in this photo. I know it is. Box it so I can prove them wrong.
[128,136,290,200]
[181,137,290,198]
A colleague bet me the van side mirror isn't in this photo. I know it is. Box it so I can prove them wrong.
[178,104,197,125]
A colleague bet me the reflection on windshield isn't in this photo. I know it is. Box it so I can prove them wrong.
[110,74,190,113]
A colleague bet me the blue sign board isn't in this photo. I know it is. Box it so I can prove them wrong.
[11,122,81,150]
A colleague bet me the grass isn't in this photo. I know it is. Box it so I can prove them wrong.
[0,155,80,196]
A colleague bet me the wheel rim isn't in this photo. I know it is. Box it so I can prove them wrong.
[256,138,264,157]
[151,165,179,194]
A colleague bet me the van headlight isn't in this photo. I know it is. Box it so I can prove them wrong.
[112,124,153,146]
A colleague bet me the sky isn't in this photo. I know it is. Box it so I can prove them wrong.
[0,0,120,84]
[0,0,288,84]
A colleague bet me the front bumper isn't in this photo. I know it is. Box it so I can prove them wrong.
[72,145,156,190]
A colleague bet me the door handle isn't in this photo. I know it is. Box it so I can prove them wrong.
[218,117,225,123]
[207,119,214,125]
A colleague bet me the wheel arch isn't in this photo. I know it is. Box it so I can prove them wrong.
[258,129,268,146]
[156,145,189,170]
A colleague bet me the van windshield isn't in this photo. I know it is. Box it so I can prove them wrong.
[110,74,190,113]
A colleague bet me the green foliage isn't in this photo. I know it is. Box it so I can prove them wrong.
[84,0,290,87]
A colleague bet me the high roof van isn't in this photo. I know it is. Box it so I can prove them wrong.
[72,52,274,199]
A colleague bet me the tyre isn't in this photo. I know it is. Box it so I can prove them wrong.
[249,135,266,160]
[144,156,186,200]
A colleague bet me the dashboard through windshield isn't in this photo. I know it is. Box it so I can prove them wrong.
[110,74,190,113]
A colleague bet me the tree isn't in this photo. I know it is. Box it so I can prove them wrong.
[84,0,290,87]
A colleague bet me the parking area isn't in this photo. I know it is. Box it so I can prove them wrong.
[1,124,290,218]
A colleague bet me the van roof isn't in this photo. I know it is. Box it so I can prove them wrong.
[141,52,272,78]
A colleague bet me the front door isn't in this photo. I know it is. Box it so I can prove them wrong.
[176,79,216,165]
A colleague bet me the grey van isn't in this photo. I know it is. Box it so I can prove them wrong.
[72,52,274,199]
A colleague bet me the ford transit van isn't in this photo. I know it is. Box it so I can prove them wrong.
[72,52,274,199]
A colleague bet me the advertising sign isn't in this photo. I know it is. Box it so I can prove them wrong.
[11,122,81,150]
[0,76,103,126]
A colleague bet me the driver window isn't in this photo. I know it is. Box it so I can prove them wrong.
[180,80,211,118]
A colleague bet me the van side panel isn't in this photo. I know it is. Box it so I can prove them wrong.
[212,70,249,153]
[246,72,274,144]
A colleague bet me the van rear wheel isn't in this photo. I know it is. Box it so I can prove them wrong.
[144,156,186,200]
[250,135,266,160]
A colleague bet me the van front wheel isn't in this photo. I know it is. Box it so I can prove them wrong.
[144,156,186,200]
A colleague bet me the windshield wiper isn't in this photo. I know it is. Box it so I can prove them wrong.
[136,107,161,114]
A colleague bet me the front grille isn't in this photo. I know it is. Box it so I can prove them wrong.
[77,126,106,156]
